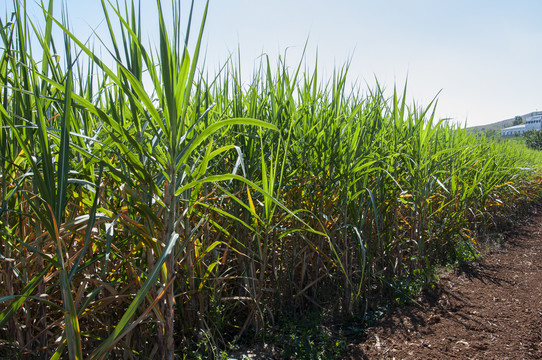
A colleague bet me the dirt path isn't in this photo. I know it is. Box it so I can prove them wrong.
[348,209,542,359]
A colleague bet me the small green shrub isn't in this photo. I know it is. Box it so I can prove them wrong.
[524,130,542,150]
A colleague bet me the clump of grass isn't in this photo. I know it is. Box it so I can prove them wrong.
[1,0,541,358]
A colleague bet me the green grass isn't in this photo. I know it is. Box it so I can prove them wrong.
[1,1,542,359]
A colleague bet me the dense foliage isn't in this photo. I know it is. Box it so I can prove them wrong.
[1,1,541,358]
[524,130,542,150]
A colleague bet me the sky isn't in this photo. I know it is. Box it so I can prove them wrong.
[2,0,542,127]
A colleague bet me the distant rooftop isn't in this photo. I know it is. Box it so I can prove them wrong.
[503,124,525,130]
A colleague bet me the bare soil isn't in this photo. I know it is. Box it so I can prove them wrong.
[348,209,542,359]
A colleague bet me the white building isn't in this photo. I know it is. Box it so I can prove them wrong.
[501,111,542,137]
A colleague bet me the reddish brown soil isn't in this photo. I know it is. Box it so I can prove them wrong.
[348,213,542,359]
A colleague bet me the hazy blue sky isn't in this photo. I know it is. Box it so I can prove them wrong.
[2,0,542,127]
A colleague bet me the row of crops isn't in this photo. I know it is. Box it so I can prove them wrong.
[1,1,542,358]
